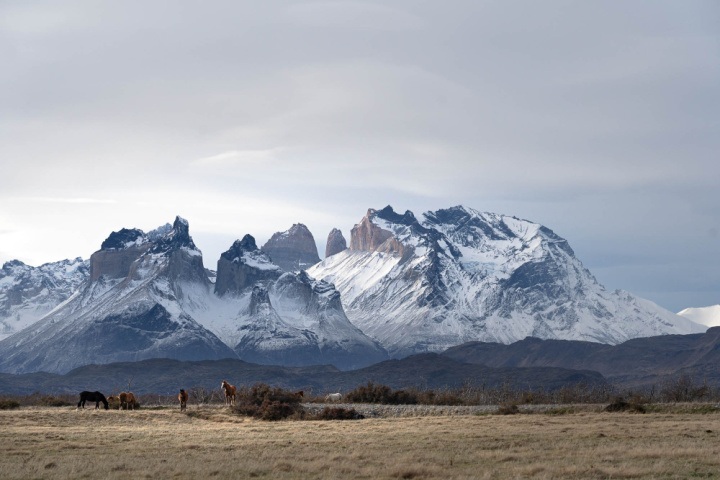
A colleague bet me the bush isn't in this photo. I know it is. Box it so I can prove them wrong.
[231,384,304,421]
[496,403,519,415]
[604,397,646,413]
[0,399,21,410]
[37,395,73,407]
[314,407,365,420]
[659,375,709,403]
[344,382,418,405]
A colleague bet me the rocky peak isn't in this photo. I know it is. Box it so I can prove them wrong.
[325,228,347,258]
[248,283,273,315]
[350,206,411,257]
[215,235,282,296]
[261,223,320,272]
[150,216,197,254]
[2,260,26,272]
[100,228,145,251]
[220,235,260,262]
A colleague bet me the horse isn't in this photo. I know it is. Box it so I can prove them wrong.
[77,391,109,410]
[107,392,136,410]
[221,380,236,406]
[325,392,342,403]
[178,389,189,411]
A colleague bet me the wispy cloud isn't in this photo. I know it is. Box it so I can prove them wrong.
[192,148,285,167]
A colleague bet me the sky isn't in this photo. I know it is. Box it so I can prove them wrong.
[1,0,718,313]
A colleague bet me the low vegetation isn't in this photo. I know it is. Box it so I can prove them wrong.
[0,406,719,479]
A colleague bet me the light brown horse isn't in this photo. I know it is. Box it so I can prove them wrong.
[178,389,189,411]
[108,392,136,410]
[221,380,236,406]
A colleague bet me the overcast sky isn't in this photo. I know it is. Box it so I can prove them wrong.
[1,1,718,313]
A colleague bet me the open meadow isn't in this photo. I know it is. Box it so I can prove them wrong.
[1,405,719,479]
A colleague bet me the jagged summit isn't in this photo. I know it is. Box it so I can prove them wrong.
[215,235,282,296]
[325,228,347,258]
[309,205,705,356]
[261,223,320,272]
[150,216,198,254]
[100,228,145,250]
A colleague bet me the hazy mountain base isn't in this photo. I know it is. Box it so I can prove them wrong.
[0,354,604,396]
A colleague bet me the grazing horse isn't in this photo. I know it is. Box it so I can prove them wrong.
[221,380,236,406]
[325,392,342,403]
[108,392,137,410]
[178,389,189,411]
[77,391,109,410]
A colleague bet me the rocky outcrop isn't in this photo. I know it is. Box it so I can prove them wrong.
[261,224,320,272]
[215,235,282,296]
[325,228,348,258]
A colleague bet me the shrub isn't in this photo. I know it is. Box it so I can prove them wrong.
[37,395,73,407]
[232,383,304,421]
[496,403,519,415]
[314,407,365,420]
[604,397,645,413]
[0,399,21,410]
[344,382,418,405]
[659,375,709,403]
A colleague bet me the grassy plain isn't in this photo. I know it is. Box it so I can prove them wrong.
[0,406,719,479]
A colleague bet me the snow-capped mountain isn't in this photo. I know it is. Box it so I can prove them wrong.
[0,217,236,374]
[204,235,387,369]
[678,305,720,327]
[308,205,705,357]
[0,220,386,374]
[0,258,89,340]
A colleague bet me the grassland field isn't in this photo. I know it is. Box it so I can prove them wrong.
[1,404,719,479]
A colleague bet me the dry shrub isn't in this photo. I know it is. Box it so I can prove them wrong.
[314,407,365,420]
[496,403,520,415]
[232,383,303,421]
[659,375,710,403]
[604,397,646,413]
[345,382,418,405]
[0,399,21,410]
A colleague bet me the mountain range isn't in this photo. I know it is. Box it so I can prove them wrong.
[0,205,706,375]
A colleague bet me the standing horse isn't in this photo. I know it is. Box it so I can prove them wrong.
[221,380,236,406]
[108,392,137,410]
[178,389,189,411]
[325,392,342,403]
[77,391,109,410]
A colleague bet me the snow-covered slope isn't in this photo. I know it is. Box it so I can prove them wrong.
[308,205,705,357]
[194,236,387,369]
[678,305,720,327]
[0,258,89,340]
[0,217,236,374]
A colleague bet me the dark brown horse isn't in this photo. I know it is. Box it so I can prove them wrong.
[178,389,189,411]
[77,391,109,410]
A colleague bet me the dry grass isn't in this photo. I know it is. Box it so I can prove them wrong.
[0,406,719,479]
